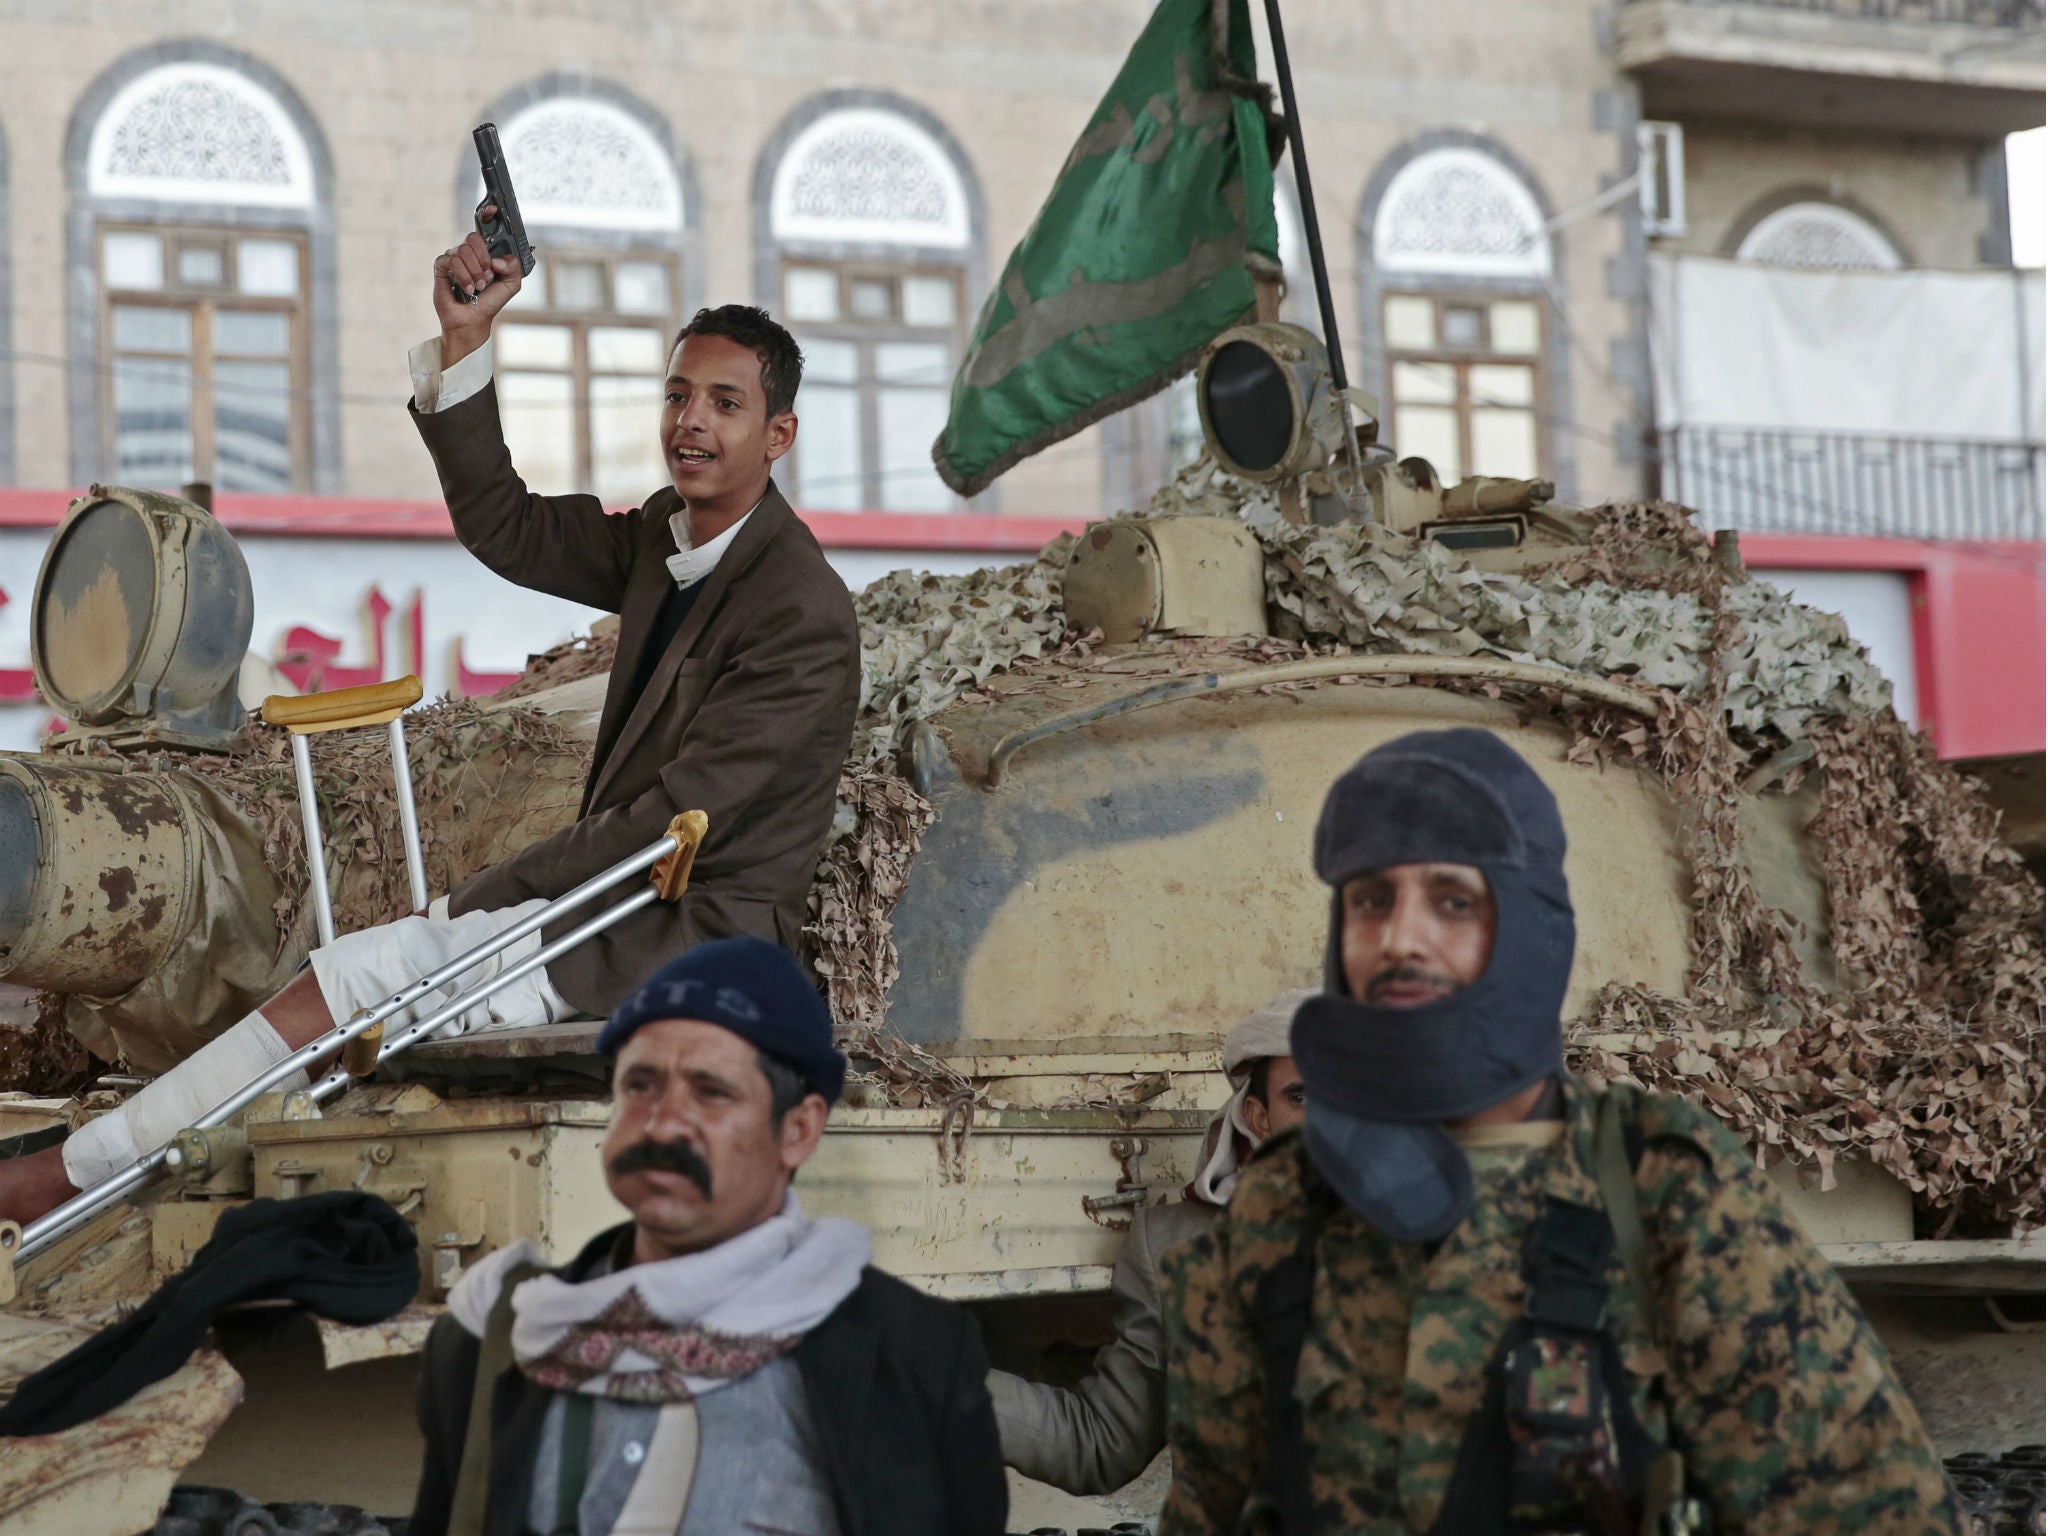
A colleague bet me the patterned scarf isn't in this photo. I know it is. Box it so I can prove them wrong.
[448,1193,871,1403]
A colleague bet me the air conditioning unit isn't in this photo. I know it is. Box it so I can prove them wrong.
[1637,121,1686,238]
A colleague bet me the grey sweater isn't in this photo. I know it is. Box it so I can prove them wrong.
[986,1198,1220,1495]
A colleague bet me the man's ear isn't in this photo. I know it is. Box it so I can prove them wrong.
[1243,1092,1271,1143]
[765,411,797,463]
[779,1092,829,1173]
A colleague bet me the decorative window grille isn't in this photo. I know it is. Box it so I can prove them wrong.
[1373,147,1550,281]
[494,98,685,235]
[87,63,314,208]
[84,63,318,489]
[770,108,970,251]
[1735,203,1903,271]
[1368,145,1553,483]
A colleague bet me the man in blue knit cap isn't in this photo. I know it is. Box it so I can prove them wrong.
[1159,728,1959,1536]
[407,937,1007,1536]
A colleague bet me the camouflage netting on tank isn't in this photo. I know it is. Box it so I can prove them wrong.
[97,699,594,947]
[804,458,2036,1224]
[1261,518,1895,738]
[843,459,1890,775]
[1559,567,2042,1231]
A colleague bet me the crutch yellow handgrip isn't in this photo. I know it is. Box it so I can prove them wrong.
[651,810,710,900]
[261,675,424,734]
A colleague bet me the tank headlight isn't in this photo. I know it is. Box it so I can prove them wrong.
[30,485,253,749]
[1197,322,1354,483]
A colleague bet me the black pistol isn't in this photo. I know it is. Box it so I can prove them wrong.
[451,122,536,303]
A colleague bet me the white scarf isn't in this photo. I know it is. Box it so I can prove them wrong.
[448,1192,871,1402]
[1190,1087,1260,1206]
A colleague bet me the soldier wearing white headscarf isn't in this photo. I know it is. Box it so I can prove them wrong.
[986,990,1311,1496]
[1189,989,1313,1206]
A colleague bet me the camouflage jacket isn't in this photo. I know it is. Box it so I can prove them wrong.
[1158,1078,1964,1536]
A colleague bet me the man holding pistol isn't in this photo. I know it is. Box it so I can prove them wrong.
[1159,728,1963,1536]
[1,217,860,1227]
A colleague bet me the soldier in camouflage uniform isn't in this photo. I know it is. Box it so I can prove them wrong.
[1158,727,1963,1536]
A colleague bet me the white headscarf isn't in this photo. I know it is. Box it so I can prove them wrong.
[1190,989,1314,1206]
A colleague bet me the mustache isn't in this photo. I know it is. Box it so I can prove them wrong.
[609,1138,713,1196]
[1364,964,1460,1002]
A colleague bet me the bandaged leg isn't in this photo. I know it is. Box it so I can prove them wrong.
[307,897,578,1041]
[62,1013,307,1190]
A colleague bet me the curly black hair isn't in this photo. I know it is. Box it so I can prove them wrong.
[673,304,804,416]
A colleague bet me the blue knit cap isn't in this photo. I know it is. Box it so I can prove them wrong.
[598,936,847,1105]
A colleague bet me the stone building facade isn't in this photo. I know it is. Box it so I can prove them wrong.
[0,0,2037,525]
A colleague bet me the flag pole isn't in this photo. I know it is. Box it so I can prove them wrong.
[1259,0,1346,395]
[1259,0,1366,502]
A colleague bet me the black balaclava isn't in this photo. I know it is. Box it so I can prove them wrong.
[1288,727,1576,1243]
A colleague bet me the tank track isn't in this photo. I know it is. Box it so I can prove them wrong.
[1948,1446,2047,1536]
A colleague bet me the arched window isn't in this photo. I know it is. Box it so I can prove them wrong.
[479,85,693,505]
[1363,141,1557,488]
[758,95,981,512]
[71,53,332,492]
[1735,201,1903,271]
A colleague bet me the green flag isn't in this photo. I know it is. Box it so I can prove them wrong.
[933,0,1278,497]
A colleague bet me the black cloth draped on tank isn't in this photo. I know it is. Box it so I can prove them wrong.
[0,1191,418,1435]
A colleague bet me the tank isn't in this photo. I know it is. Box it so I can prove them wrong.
[0,429,2040,1534]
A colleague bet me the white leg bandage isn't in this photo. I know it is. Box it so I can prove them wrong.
[307,897,574,1039]
[62,1012,307,1191]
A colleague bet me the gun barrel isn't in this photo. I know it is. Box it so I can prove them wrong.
[473,121,502,168]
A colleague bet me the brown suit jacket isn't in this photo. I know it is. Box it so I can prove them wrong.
[411,382,860,1015]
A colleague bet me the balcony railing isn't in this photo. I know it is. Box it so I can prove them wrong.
[1634,0,2044,24]
[1656,426,2046,541]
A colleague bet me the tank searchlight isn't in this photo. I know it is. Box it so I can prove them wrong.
[1195,321,1386,486]
[30,485,254,751]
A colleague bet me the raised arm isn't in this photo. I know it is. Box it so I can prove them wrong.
[408,228,639,612]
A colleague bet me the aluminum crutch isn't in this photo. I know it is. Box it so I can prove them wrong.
[261,674,433,1076]
[261,674,432,951]
[1,810,707,1277]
